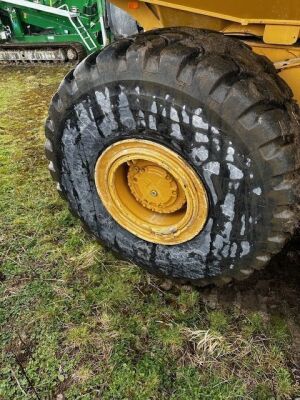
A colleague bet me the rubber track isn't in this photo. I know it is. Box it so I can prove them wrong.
[45,28,300,286]
[0,42,86,65]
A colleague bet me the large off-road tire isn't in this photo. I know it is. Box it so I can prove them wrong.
[45,28,299,286]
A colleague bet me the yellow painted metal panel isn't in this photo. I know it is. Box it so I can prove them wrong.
[155,6,228,30]
[138,0,300,25]
[248,41,300,104]
[111,0,163,29]
[264,25,300,45]
[278,67,300,104]
[110,1,300,105]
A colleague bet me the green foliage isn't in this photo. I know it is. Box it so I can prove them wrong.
[252,383,275,400]
[0,66,298,399]
[208,310,229,333]
[270,316,291,347]
[275,367,295,397]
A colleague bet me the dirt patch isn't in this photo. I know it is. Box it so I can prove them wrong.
[218,233,300,315]
[199,231,300,382]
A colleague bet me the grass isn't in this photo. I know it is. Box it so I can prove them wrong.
[0,66,299,399]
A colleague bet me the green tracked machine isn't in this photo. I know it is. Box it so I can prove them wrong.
[0,0,137,62]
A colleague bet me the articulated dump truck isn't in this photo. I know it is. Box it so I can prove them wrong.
[45,0,300,286]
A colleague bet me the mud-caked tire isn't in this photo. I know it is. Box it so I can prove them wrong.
[45,28,300,286]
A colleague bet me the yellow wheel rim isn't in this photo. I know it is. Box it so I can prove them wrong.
[94,139,209,245]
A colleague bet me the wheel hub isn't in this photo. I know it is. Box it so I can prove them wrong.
[127,160,186,213]
[94,139,209,245]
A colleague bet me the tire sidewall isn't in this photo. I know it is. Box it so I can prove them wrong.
[57,77,271,281]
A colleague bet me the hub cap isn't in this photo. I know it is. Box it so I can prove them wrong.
[127,160,187,213]
[94,139,209,245]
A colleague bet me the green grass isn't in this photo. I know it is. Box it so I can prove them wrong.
[0,66,299,399]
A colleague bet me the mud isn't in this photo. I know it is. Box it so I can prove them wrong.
[199,231,300,382]
[215,232,300,314]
